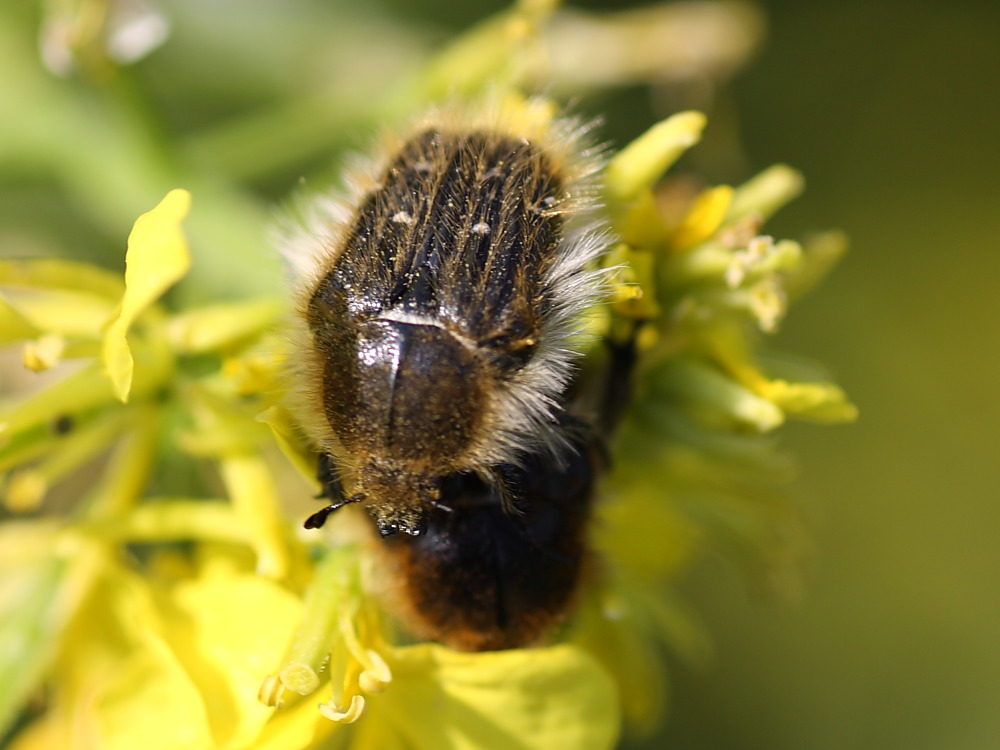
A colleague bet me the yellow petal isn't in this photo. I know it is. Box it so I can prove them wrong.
[256,405,320,489]
[96,641,214,750]
[616,191,670,249]
[0,296,40,342]
[180,384,292,578]
[671,185,733,252]
[102,189,191,402]
[93,499,249,545]
[79,563,214,750]
[166,563,302,748]
[755,379,858,422]
[252,691,340,750]
[0,258,124,299]
[3,287,119,339]
[739,351,858,423]
[223,349,286,396]
[218,453,292,579]
[726,164,804,223]
[605,111,705,205]
[358,644,620,750]
[657,357,785,431]
[166,298,282,354]
[3,537,213,750]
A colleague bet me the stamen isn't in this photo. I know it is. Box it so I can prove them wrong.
[319,694,366,723]
[258,673,285,707]
[358,649,392,694]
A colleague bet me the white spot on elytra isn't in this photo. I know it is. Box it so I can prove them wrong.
[391,211,413,225]
[471,222,491,235]
[530,195,558,215]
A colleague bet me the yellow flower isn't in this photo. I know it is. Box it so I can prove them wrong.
[1,2,856,748]
[1,120,854,748]
[2,186,623,748]
[0,191,300,748]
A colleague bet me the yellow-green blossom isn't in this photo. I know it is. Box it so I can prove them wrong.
[0,2,855,748]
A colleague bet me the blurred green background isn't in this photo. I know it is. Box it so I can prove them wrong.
[3,0,999,748]
[661,2,1000,748]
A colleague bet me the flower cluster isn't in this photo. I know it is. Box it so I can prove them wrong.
[0,1,854,749]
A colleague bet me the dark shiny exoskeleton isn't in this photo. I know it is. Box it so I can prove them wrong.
[370,429,599,651]
[300,121,632,650]
[304,128,566,537]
